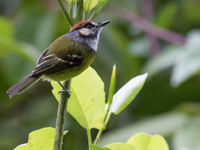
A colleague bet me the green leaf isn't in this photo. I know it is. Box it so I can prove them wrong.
[99,112,187,146]
[95,0,109,12]
[127,133,169,150]
[0,36,39,62]
[171,31,200,87]
[110,73,148,114]
[14,145,27,150]
[105,143,136,150]
[107,64,116,107]
[90,144,110,150]
[90,144,103,150]
[144,30,200,87]
[66,0,77,4]
[68,67,106,129]
[84,0,98,12]
[142,46,180,77]
[51,67,106,129]
[14,127,56,150]
[155,2,177,28]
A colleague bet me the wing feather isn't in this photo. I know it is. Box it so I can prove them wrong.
[31,49,84,77]
[37,49,48,64]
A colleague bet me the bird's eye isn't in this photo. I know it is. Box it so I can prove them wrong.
[84,23,95,29]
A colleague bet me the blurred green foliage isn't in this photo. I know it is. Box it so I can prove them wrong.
[0,0,200,150]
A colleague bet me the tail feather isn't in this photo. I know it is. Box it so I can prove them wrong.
[7,75,39,98]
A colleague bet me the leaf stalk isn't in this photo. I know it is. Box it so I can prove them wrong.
[57,0,74,26]
[87,129,92,149]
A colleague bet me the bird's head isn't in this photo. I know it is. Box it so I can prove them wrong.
[66,20,110,51]
[70,20,111,38]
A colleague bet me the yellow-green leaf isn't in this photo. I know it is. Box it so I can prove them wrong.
[90,144,110,150]
[105,143,136,150]
[68,67,105,129]
[66,0,77,4]
[96,0,109,12]
[84,0,98,12]
[127,133,169,150]
[51,67,106,129]
[107,64,116,106]
[14,127,56,150]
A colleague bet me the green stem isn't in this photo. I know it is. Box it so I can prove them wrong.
[69,0,74,18]
[89,11,97,20]
[87,129,92,149]
[57,0,73,26]
[85,0,92,20]
[53,80,71,150]
[93,111,112,144]
[93,129,103,145]
[76,0,84,21]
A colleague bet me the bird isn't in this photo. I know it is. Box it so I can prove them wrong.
[7,20,111,98]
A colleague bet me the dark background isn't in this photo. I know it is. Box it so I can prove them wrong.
[0,0,200,149]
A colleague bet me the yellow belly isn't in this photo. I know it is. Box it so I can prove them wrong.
[45,66,85,81]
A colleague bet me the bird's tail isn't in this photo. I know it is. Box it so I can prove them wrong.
[7,75,39,98]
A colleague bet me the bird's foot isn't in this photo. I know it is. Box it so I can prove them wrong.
[59,88,71,97]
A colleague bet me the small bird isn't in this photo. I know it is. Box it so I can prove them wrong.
[7,20,110,98]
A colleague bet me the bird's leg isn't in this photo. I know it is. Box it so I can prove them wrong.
[58,81,71,97]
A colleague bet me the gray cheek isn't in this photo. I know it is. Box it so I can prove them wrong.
[65,31,80,41]
[65,30,100,51]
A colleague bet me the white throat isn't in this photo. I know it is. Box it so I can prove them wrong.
[88,31,101,51]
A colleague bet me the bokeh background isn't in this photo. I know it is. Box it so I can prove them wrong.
[1,0,200,149]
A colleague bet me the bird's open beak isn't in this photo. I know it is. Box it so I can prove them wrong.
[98,20,111,27]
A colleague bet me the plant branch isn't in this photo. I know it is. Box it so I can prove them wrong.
[53,80,71,150]
[89,11,97,20]
[57,0,73,26]
[94,111,111,144]
[109,5,186,45]
[140,0,160,55]
[69,0,74,18]
[76,0,84,21]
[94,65,116,144]
[87,129,92,148]
[94,129,103,145]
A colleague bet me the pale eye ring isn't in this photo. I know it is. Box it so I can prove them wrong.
[79,28,91,36]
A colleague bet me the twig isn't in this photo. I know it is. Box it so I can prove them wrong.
[87,129,92,148]
[140,0,160,55]
[76,0,84,21]
[89,11,97,20]
[109,5,186,45]
[57,0,73,26]
[94,111,111,144]
[94,129,103,145]
[53,80,71,150]
[69,0,74,18]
